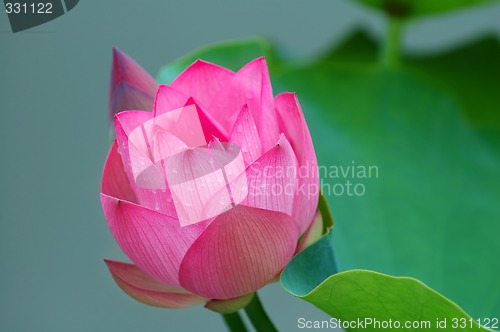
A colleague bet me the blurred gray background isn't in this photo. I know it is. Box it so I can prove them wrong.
[1,1,499,331]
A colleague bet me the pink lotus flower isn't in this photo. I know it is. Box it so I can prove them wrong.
[101,49,319,309]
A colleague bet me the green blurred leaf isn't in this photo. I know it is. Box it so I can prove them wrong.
[407,37,500,158]
[320,30,379,65]
[305,270,490,331]
[406,36,500,133]
[322,28,500,150]
[282,234,491,331]
[352,0,498,18]
[282,231,338,296]
[156,37,273,84]
[323,29,500,129]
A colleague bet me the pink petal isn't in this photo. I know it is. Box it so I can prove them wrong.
[179,205,299,299]
[153,86,229,140]
[208,58,279,150]
[164,146,220,226]
[101,140,137,203]
[111,111,176,217]
[150,103,207,148]
[162,140,246,226]
[185,99,229,142]
[153,84,190,116]
[275,92,319,232]
[109,49,157,120]
[101,194,208,287]
[114,110,156,182]
[114,110,153,138]
[110,49,157,98]
[202,139,249,214]
[230,105,263,165]
[242,135,298,218]
[128,129,187,191]
[114,110,154,169]
[151,130,189,165]
[105,260,207,308]
[113,107,224,217]
[114,111,158,189]
[171,59,234,108]
[274,93,315,164]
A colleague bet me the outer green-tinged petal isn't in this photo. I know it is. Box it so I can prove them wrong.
[205,293,255,314]
[179,205,299,299]
[105,260,207,308]
[296,210,323,253]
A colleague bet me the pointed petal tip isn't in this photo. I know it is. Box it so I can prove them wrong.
[100,192,120,209]
[253,55,266,62]
[251,56,269,67]
[188,58,234,72]
[109,48,157,119]
[109,48,156,90]
[275,92,318,233]
[170,58,235,114]
[111,48,136,66]
[276,133,285,145]
[277,91,297,99]
[193,58,204,65]
[275,133,293,151]
[112,47,121,58]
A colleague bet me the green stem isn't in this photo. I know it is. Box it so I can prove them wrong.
[244,293,278,332]
[222,312,248,332]
[381,16,404,67]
